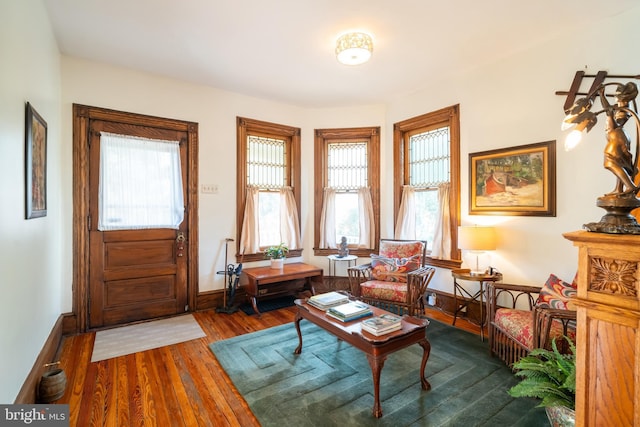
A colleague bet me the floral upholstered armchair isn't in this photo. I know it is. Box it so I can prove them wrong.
[487,274,577,368]
[347,239,436,316]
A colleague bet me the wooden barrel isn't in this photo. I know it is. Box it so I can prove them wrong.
[38,368,67,403]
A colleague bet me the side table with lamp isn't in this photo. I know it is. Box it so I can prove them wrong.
[455,225,499,340]
[451,268,502,341]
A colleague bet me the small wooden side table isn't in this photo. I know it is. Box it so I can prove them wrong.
[327,254,358,276]
[451,268,502,341]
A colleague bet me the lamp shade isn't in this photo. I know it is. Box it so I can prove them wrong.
[335,32,373,65]
[458,226,497,251]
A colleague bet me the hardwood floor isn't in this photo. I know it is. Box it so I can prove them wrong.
[55,305,481,426]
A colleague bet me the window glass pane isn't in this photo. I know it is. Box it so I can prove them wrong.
[334,192,359,244]
[415,189,438,250]
[258,191,280,247]
[247,135,286,189]
[328,142,367,190]
[98,133,184,231]
[409,127,450,186]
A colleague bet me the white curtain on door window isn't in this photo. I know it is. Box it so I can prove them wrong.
[431,183,451,258]
[394,185,416,239]
[280,187,301,249]
[98,132,184,231]
[240,186,260,254]
[319,187,337,248]
[357,187,375,248]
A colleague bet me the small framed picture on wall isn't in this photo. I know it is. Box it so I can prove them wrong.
[25,102,47,219]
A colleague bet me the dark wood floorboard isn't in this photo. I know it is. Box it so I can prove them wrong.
[54,304,480,426]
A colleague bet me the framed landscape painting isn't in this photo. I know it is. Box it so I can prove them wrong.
[25,102,47,219]
[469,140,556,216]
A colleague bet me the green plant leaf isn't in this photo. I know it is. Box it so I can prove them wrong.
[509,336,576,410]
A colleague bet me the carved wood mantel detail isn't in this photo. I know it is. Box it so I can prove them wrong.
[589,257,638,296]
[563,230,640,427]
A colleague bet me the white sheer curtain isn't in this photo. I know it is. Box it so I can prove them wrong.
[280,187,301,249]
[431,183,452,258]
[358,187,375,248]
[319,187,337,248]
[239,186,260,254]
[98,132,183,231]
[394,185,416,239]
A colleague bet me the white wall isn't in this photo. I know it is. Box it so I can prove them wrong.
[3,0,640,403]
[386,7,640,291]
[61,57,388,297]
[0,0,62,403]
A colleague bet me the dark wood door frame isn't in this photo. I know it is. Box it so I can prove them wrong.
[71,104,199,333]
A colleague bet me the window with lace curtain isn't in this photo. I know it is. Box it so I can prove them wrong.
[236,117,301,261]
[314,127,380,256]
[406,126,450,248]
[98,132,184,231]
[393,105,462,268]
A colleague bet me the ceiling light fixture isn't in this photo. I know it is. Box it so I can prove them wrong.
[335,32,373,66]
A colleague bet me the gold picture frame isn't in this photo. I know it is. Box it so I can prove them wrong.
[25,102,47,219]
[469,140,556,216]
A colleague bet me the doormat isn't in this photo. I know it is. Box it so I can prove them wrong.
[91,314,206,362]
[239,295,296,315]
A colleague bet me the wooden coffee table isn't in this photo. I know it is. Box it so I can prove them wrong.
[293,298,431,418]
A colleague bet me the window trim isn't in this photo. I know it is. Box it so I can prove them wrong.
[236,117,301,261]
[313,126,380,257]
[393,105,462,268]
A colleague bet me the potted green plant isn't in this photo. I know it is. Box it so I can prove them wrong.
[264,243,288,269]
[508,337,576,427]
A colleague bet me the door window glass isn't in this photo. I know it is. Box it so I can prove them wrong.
[98,132,184,230]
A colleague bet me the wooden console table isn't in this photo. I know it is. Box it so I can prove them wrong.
[293,298,430,418]
[240,262,323,316]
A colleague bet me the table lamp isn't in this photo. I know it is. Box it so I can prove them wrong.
[458,226,497,275]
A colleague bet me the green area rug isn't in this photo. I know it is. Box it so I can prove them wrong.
[209,318,548,426]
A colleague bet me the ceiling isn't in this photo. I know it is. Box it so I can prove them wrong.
[43,0,638,108]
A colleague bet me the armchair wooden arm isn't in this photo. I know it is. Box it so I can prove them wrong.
[533,306,577,351]
[406,266,436,314]
[347,263,372,297]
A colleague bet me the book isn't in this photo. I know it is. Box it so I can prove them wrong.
[360,314,403,336]
[326,309,373,323]
[361,321,402,336]
[307,291,349,308]
[326,301,372,322]
[307,291,349,311]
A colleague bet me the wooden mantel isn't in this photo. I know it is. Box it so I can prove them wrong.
[563,230,640,427]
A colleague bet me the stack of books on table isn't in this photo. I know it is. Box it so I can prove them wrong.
[326,301,372,322]
[307,291,349,311]
[360,314,403,336]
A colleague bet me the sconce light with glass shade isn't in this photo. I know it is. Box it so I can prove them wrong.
[562,80,640,234]
[458,225,497,275]
[335,32,373,65]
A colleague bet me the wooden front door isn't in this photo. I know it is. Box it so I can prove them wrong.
[73,105,198,331]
